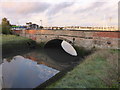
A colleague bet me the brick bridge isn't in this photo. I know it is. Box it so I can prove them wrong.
[13,29,120,49]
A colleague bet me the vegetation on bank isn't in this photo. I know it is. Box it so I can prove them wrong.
[37,42,46,48]
[0,18,12,34]
[2,35,36,56]
[47,49,119,88]
[1,34,119,88]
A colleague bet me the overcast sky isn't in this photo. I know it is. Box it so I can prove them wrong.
[0,0,119,27]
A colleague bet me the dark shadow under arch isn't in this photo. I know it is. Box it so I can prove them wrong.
[44,39,63,48]
[44,39,79,63]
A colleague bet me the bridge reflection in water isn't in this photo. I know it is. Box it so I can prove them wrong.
[1,40,80,88]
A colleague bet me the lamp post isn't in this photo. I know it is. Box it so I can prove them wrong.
[40,20,42,26]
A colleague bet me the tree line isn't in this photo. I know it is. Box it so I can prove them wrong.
[0,17,12,34]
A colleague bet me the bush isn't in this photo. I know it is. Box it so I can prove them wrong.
[1,18,12,34]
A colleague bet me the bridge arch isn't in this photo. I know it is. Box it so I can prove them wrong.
[44,38,78,62]
[44,38,77,56]
[44,36,74,46]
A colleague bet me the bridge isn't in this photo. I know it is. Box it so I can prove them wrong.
[13,29,120,49]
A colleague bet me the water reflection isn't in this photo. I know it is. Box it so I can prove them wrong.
[61,41,77,56]
[0,64,2,90]
[23,50,71,71]
[2,56,59,88]
[1,42,80,88]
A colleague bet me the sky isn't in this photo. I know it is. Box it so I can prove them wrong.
[0,0,119,27]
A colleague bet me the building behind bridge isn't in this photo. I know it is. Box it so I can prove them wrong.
[43,26,118,31]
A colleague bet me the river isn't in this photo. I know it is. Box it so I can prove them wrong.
[0,46,81,89]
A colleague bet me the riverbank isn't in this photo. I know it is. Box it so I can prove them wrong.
[47,49,119,88]
[2,35,36,58]
[1,35,119,88]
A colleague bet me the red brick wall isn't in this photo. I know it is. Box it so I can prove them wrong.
[12,30,22,34]
[93,32,120,38]
[13,30,120,39]
[25,30,37,34]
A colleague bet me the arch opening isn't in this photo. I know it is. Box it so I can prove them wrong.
[45,39,63,48]
[44,39,78,63]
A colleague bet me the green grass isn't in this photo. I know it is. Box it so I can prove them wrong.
[2,35,32,44]
[47,49,119,88]
[2,35,36,55]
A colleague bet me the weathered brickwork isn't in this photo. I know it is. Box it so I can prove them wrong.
[13,30,120,49]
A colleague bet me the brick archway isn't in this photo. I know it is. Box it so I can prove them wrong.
[44,36,73,46]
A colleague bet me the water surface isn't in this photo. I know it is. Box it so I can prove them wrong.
[2,55,59,88]
[1,48,80,88]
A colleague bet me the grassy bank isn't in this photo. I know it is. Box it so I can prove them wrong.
[2,35,36,56]
[47,49,119,88]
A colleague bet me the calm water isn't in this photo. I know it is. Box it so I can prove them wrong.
[1,48,80,89]
[2,56,59,88]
